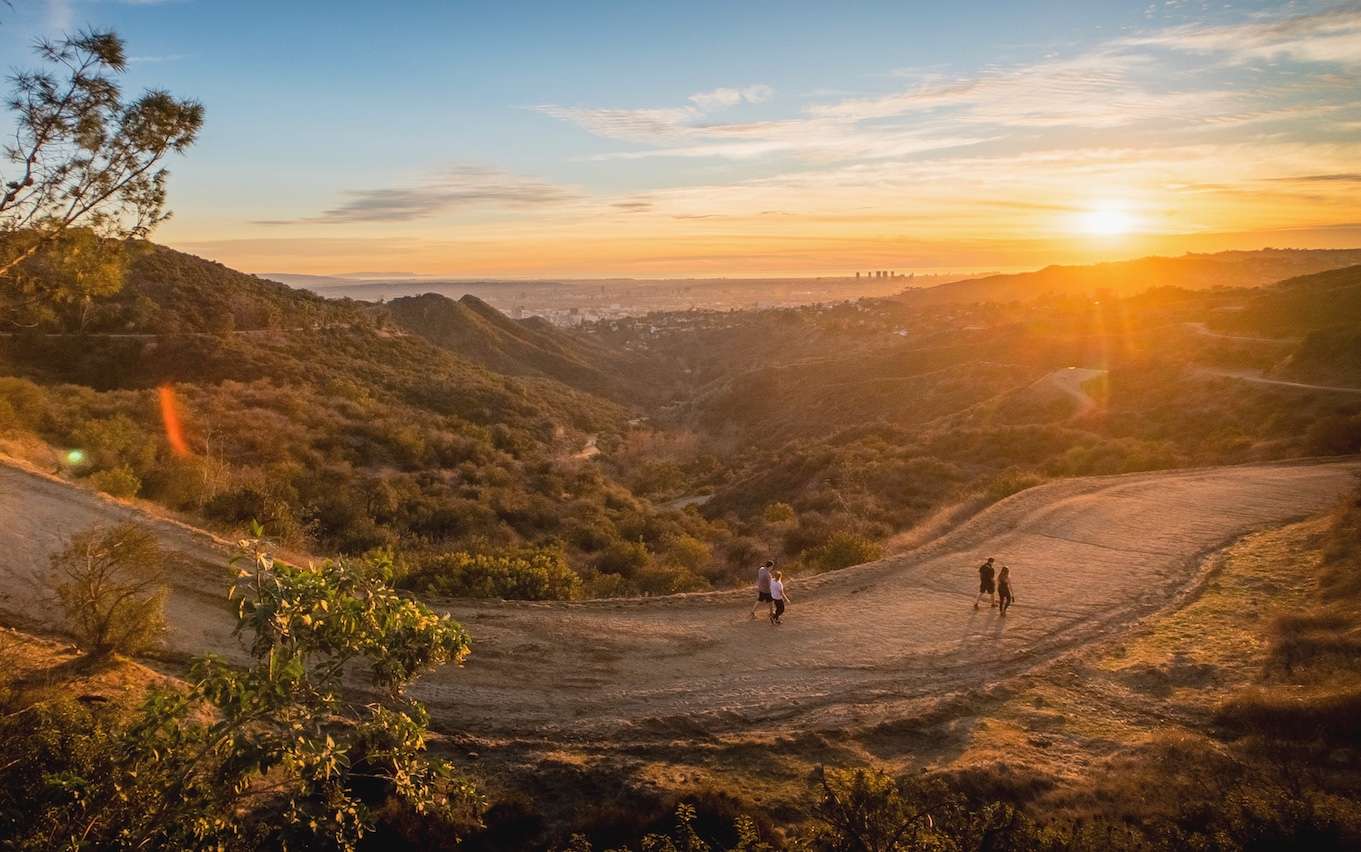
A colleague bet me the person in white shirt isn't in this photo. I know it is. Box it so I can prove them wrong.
[769,570,790,625]
[750,560,775,619]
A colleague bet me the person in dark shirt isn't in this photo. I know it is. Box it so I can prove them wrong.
[974,557,997,610]
[997,564,1015,616]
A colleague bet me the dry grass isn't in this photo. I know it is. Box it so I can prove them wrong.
[947,515,1329,788]
[0,627,175,714]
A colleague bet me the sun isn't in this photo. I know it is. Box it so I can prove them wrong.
[1077,202,1135,237]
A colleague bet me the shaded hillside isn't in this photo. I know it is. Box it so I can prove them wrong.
[381,293,652,402]
[1205,264,1361,386]
[70,243,355,334]
[901,248,1361,306]
[1218,262,1361,335]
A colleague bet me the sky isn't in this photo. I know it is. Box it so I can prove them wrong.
[4,0,1361,278]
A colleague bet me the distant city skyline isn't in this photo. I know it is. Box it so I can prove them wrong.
[5,0,1361,277]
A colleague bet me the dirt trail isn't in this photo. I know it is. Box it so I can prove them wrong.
[1036,367,1106,415]
[1183,322,1297,345]
[1195,367,1361,396]
[2,457,1358,742]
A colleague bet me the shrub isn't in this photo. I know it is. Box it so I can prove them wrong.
[70,414,156,473]
[49,523,167,656]
[805,532,882,573]
[664,534,712,571]
[724,536,767,569]
[594,540,651,577]
[1307,414,1361,456]
[88,463,141,498]
[412,548,583,601]
[984,469,1045,502]
[762,501,796,525]
[635,566,708,595]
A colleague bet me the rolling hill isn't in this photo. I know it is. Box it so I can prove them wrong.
[0,242,721,590]
[379,292,651,401]
[901,248,1361,306]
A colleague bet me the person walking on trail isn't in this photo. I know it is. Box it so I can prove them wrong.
[974,557,997,609]
[998,565,1015,616]
[769,570,790,625]
[750,560,775,619]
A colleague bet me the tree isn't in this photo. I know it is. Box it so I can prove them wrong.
[50,522,167,656]
[9,526,478,849]
[1,30,203,326]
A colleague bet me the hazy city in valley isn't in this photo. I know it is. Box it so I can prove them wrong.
[3,2,1361,849]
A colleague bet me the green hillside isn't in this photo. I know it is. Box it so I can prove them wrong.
[0,243,720,596]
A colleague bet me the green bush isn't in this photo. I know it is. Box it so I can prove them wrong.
[663,534,712,571]
[594,540,652,577]
[984,469,1045,502]
[805,532,882,573]
[88,464,142,498]
[411,548,583,600]
[762,502,796,525]
[70,414,156,473]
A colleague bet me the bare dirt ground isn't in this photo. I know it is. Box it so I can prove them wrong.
[1035,367,1106,415]
[3,455,1358,752]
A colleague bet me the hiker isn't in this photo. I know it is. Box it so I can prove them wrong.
[998,565,1015,616]
[973,557,997,609]
[750,560,775,619]
[769,570,789,625]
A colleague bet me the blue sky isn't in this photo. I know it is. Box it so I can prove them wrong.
[4,0,1360,276]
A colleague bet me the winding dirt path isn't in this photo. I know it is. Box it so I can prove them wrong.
[2,457,1357,743]
[1195,367,1361,396]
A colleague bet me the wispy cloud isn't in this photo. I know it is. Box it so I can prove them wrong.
[257,167,578,225]
[806,51,1227,129]
[1266,172,1361,183]
[688,84,773,111]
[533,81,774,145]
[1124,4,1361,67]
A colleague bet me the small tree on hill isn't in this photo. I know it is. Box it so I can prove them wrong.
[50,522,167,656]
[1,30,203,326]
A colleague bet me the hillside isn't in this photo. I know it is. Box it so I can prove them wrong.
[380,292,652,401]
[62,242,355,334]
[0,243,724,594]
[1201,263,1361,386]
[902,248,1361,306]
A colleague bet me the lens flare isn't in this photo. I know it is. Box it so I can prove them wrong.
[158,385,190,458]
[65,449,87,466]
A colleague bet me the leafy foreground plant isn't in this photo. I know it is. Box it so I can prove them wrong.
[0,525,477,850]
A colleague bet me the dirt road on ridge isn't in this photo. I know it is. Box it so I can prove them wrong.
[2,457,1358,742]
